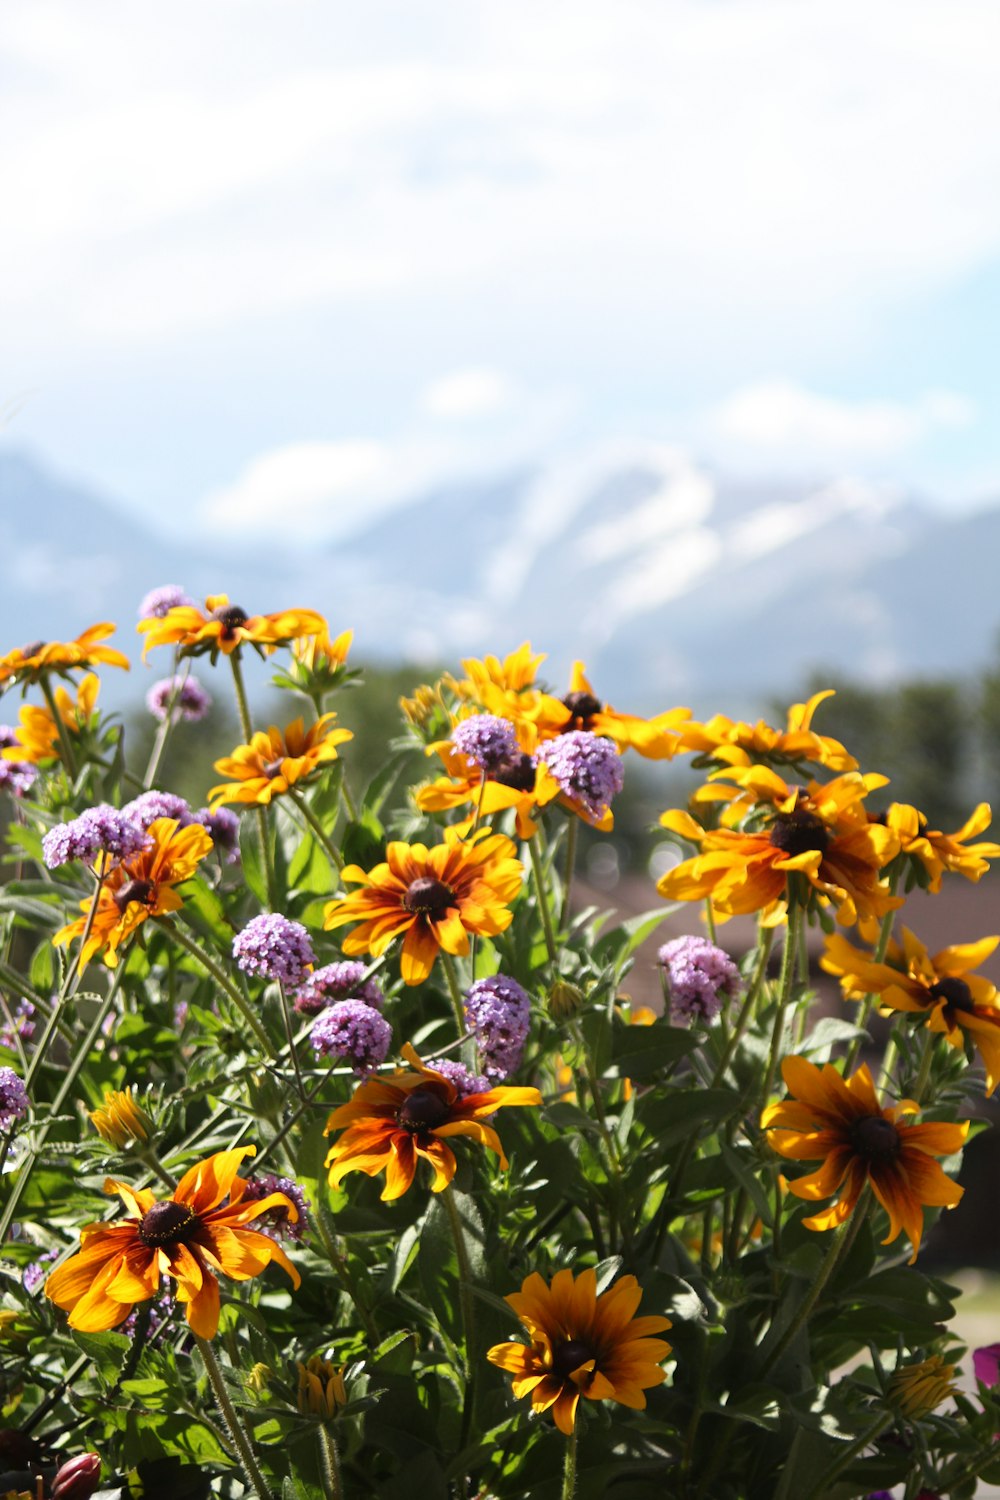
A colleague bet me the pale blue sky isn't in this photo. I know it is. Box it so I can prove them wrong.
[3,0,1000,544]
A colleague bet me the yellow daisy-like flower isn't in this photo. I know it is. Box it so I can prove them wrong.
[762,1055,968,1261]
[138,593,328,661]
[879,802,1000,892]
[822,927,1000,1093]
[676,690,857,772]
[45,1146,300,1339]
[89,1087,151,1148]
[487,1268,672,1435]
[208,713,352,807]
[53,817,214,969]
[297,1357,348,1418]
[4,673,101,766]
[0,625,129,689]
[323,826,523,985]
[558,661,689,759]
[290,627,353,674]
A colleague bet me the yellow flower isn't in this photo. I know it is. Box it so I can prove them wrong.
[138,594,328,661]
[0,626,129,688]
[208,714,352,807]
[89,1087,151,1148]
[676,690,857,772]
[3,674,100,766]
[559,661,689,759]
[297,1357,348,1419]
[291,628,353,674]
[487,1268,672,1435]
[879,802,1000,892]
[886,1354,957,1417]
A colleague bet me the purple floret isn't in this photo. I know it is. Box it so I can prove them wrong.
[138,584,193,619]
[451,714,520,774]
[240,1172,311,1242]
[194,805,241,864]
[42,805,150,869]
[146,675,212,724]
[537,731,624,821]
[233,914,315,987]
[425,1057,491,1098]
[1,998,35,1050]
[294,960,385,1017]
[310,1000,392,1077]
[464,974,532,1081]
[0,1066,29,1130]
[658,935,742,1025]
[121,790,193,831]
[0,757,37,798]
[22,1247,59,1296]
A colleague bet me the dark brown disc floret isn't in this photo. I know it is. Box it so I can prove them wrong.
[212,605,250,639]
[769,809,832,858]
[928,976,975,1014]
[397,1088,451,1134]
[263,758,286,779]
[403,877,455,919]
[850,1114,900,1163]
[138,1199,198,1247]
[551,1339,596,1378]
[113,878,155,914]
[491,753,537,793]
[19,642,46,660]
[563,690,602,728]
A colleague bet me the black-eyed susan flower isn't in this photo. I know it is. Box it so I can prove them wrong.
[323,1045,540,1200]
[0,626,129,690]
[676,690,857,772]
[323,826,523,985]
[878,802,1000,892]
[486,1268,672,1434]
[297,1357,348,1418]
[208,713,352,807]
[762,1055,968,1261]
[822,928,1000,1094]
[459,643,570,741]
[53,817,213,968]
[558,660,689,759]
[138,593,327,661]
[89,1087,151,1148]
[4,672,100,765]
[45,1146,300,1338]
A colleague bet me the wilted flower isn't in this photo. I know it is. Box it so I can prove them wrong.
[310,1001,392,1077]
[42,806,150,869]
[89,1087,151,1148]
[0,1067,29,1131]
[233,914,315,988]
[658,935,742,1024]
[464,974,532,1080]
[145,674,212,723]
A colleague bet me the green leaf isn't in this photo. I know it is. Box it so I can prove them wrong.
[71,1328,130,1387]
[240,816,268,904]
[593,905,678,968]
[607,1021,701,1080]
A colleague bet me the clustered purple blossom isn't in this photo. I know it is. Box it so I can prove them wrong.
[426,1057,491,1098]
[464,974,532,1080]
[241,1172,311,1242]
[137,584,193,619]
[233,914,315,987]
[195,805,241,864]
[537,731,624,821]
[0,1066,29,1131]
[451,714,520,774]
[1,998,35,1050]
[145,675,212,724]
[310,1000,392,1077]
[22,1247,59,1296]
[42,805,151,869]
[294,959,385,1017]
[0,726,38,798]
[658,935,743,1025]
[122,790,193,830]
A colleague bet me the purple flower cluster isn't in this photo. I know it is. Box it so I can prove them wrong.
[42,805,151,869]
[241,1173,311,1242]
[464,974,532,1080]
[537,731,624,821]
[146,675,212,724]
[658,935,742,1025]
[426,1057,491,1098]
[1,997,35,1050]
[310,1000,392,1077]
[122,790,193,830]
[0,755,37,799]
[294,960,385,1017]
[194,805,241,864]
[22,1247,59,1295]
[233,914,315,987]
[0,1066,29,1131]
[452,714,520,773]
[138,584,193,619]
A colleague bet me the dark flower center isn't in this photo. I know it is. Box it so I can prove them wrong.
[263,757,285,778]
[769,809,832,858]
[563,690,602,726]
[928,976,975,1014]
[850,1114,900,1162]
[138,1199,198,1247]
[397,1087,450,1133]
[113,878,154,914]
[491,753,537,792]
[403,877,455,919]
[551,1339,595,1379]
[19,641,45,659]
[212,604,250,638]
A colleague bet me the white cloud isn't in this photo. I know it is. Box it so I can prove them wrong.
[421,368,512,420]
[201,441,390,534]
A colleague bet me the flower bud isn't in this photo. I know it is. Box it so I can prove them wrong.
[886,1355,957,1418]
[89,1087,150,1149]
[247,1362,273,1394]
[296,1357,347,1420]
[51,1452,101,1499]
[547,980,584,1021]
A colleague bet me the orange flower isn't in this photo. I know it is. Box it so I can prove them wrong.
[208,713,352,807]
[486,1268,672,1434]
[323,826,523,985]
[0,625,129,688]
[138,593,327,661]
[45,1146,300,1338]
[676,690,857,772]
[878,802,1000,892]
[53,817,213,968]
[324,1045,540,1200]
[762,1055,968,1260]
[558,661,689,759]
[415,720,558,839]
[822,927,1000,1094]
[4,673,100,765]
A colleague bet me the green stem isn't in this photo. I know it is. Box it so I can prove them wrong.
[759,1193,871,1376]
[559,817,577,932]
[277,982,307,1102]
[804,1412,892,1500]
[846,891,899,1075]
[39,675,77,779]
[287,786,343,871]
[313,1206,380,1347]
[317,1423,343,1500]
[228,652,276,909]
[441,953,467,1040]
[443,1184,478,1453]
[528,835,558,966]
[195,1334,275,1500]
[910,1027,936,1104]
[339,774,358,822]
[758,912,800,1113]
[561,1422,578,1500]
[143,653,189,787]
[704,898,716,945]
[710,926,774,1088]
[165,919,272,1055]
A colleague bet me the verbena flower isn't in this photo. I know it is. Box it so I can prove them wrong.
[138,584,194,619]
[0,997,35,1049]
[240,1173,310,1242]
[0,624,129,687]
[53,817,213,969]
[45,1146,300,1338]
[659,936,742,1024]
[233,914,315,987]
[676,691,856,772]
[487,1268,672,1434]
[209,714,351,806]
[23,1248,59,1296]
[145,675,212,723]
[310,1000,392,1077]
[762,1056,968,1261]
[451,714,520,773]
[0,754,37,798]
[138,593,328,661]
[464,974,532,1080]
[293,959,385,1017]
[121,790,193,830]
[42,806,150,869]
[537,731,624,828]
[323,827,523,986]
[0,1067,29,1130]
[424,1058,491,1097]
[324,1045,540,1200]
[194,805,241,864]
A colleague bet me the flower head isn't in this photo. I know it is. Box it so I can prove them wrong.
[89,1088,151,1148]
[0,624,129,688]
[6,673,100,766]
[209,713,351,806]
[0,997,35,1049]
[43,806,151,870]
[886,1354,957,1417]
[138,585,194,619]
[293,959,385,1016]
[974,1343,1000,1388]
[45,1146,300,1338]
[239,1173,311,1242]
[879,802,1000,892]
[537,732,624,829]
[0,754,37,798]
[464,974,532,1080]
[297,1356,348,1419]
[233,914,315,988]
[558,661,688,759]
[0,1067,28,1131]
[194,805,241,863]
[323,826,523,986]
[324,1044,540,1200]
[138,593,328,661]
[487,1268,672,1434]
[659,936,742,1024]
[145,675,212,723]
[310,1000,392,1077]
[121,790,193,830]
[676,691,857,772]
[762,1055,968,1261]
[450,714,520,773]
[424,1058,491,1097]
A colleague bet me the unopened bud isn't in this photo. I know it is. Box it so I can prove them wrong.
[89,1087,150,1149]
[297,1356,348,1420]
[547,980,584,1021]
[886,1355,957,1418]
[51,1452,101,1499]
